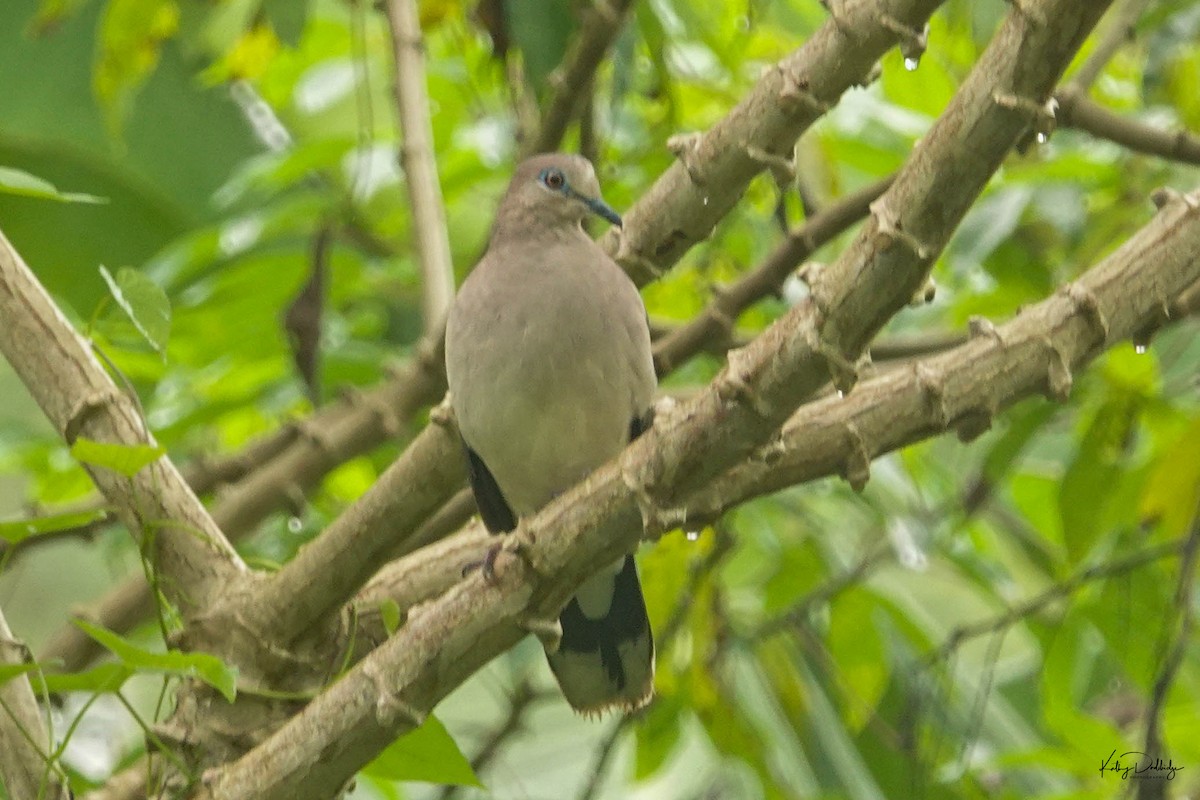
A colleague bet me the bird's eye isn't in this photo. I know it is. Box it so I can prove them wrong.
[539,169,566,191]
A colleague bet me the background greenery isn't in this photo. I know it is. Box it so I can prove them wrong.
[1,0,1198,797]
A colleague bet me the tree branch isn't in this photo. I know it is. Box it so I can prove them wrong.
[652,174,894,375]
[0,606,70,800]
[0,228,244,621]
[193,6,1117,796]
[1057,85,1200,165]
[386,0,456,336]
[689,189,1200,520]
[600,0,947,285]
[523,0,637,157]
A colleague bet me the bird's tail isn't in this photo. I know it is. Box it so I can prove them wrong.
[546,554,655,715]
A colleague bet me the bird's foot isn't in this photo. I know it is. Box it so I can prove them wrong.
[460,541,504,584]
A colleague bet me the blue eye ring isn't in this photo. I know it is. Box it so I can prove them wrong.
[539,168,567,191]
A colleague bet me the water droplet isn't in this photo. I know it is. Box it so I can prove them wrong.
[1035,131,1048,144]
[702,196,710,206]
[903,56,920,71]
[1134,343,1147,354]
[685,530,700,542]
[287,516,303,533]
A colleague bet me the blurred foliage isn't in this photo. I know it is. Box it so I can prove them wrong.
[1,0,1199,798]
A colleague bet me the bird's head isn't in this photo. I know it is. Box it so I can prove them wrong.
[497,153,623,232]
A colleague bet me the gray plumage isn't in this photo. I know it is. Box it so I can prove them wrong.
[445,153,656,714]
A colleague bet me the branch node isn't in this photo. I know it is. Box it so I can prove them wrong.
[870,198,931,259]
[429,395,455,427]
[717,347,775,418]
[1061,282,1109,341]
[968,315,1006,345]
[817,338,859,395]
[878,15,929,63]
[363,660,425,728]
[910,277,936,306]
[841,421,872,491]
[615,235,666,281]
[955,407,995,443]
[63,389,123,445]
[1044,341,1074,402]
[744,144,797,183]
[779,68,833,115]
[912,361,949,426]
[666,132,706,187]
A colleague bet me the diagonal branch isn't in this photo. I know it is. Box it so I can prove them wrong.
[0,228,244,620]
[686,190,1200,521]
[600,0,947,285]
[195,4,1117,796]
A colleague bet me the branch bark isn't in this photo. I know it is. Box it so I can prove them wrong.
[0,606,70,800]
[600,0,947,285]
[0,228,244,621]
[194,4,1115,796]
[1057,85,1200,165]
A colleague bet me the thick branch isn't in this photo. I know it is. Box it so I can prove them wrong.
[652,174,893,374]
[601,0,947,285]
[387,0,456,336]
[39,331,447,671]
[196,5,1116,796]
[690,190,1200,519]
[0,228,243,619]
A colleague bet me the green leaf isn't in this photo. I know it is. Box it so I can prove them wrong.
[0,661,40,687]
[73,619,238,701]
[94,0,180,134]
[0,166,107,204]
[70,437,165,477]
[361,714,481,787]
[0,507,108,544]
[506,0,576,92]
[827,588,888,732]
[42,663,134,694]
[635,694,683,779]
[1059,397,1138,563]
[379,599,402,636]
[99,265,172,353]
[1139,415,1200,536]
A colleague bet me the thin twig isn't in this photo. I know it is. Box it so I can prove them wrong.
[1136,511,1200,800]
[925,539,1187,667]
[524,0,637,157]
[437,678,544,800]
[1069,0,1151,93]
[386,0,456,336]
[1057,86,1200,166]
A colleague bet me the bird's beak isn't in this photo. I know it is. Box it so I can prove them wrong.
[579,193,623,228]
